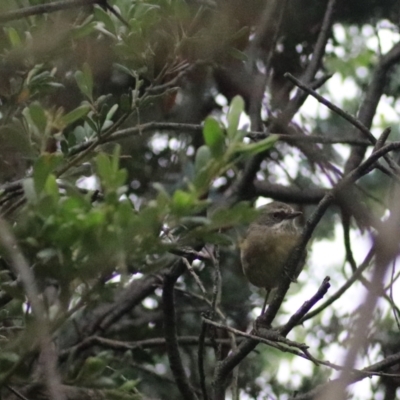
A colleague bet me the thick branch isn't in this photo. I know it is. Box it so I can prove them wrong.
[253,181,327,204]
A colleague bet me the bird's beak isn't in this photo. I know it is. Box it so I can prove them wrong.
[286,211,302,220]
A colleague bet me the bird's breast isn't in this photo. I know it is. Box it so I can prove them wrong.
[240,227,299,290]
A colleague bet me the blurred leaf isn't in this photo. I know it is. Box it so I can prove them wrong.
[72,16,96,39]
[171,189,196,214]
[227,96,244,139]
[203,117,225,158]
[1,281,25,300]
[26,102,47,134]
[94,5,117,36]
[210,202,257,228]
[75,356,107,383]
[120,93,131,112]
[85,115,99,133]
[95,146,127,194]
[44,174,60,202]
[153,183,171,205]
[75,63,93,101]
[96,153,112,184]
[228,47,248,62]
[230,25,250,42]
[105,104,119,121]
[4,27,21,48]
[119,379,140,392]
[62,105,91,126]
[33,154,63,195]
[0,351,19,369]
[194,145,211,173]
[233,134,278,156]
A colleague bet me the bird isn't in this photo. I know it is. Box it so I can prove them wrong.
[240,201,304,314]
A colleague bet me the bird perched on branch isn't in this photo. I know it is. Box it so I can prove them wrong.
[240,201,304,314]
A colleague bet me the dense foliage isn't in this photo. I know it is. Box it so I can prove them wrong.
[1,1,400,399]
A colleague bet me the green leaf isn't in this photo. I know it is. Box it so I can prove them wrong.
[82,63,93,96]
[28,102,47,134]
[172,189,195,213]
[105,104,119,121]
[75,63,93,101]
[120,93,131,112]
[85,115,99,133]
[95,146,127,192]
[228,47,248,62]
[44,174,60,202]
[62,105,91,126]
[114,63,135,78]
[5,27,21,48]
[194,145,211,173]
[230,26,250,42]
[60,140,69,154]
[93,5,117,36]
[0,351,19,367]
[33,154,63,195]
[75,356,107,383]
[154,183,171,208]
[111,145,121,173]
[203,117,225,158]
[95,153,112,184]
[227,96,244,139]
[234,134,278,156]
[119,379,140,392]
[72,17,96,39]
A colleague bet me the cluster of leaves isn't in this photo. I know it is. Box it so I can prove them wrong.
[1,60,277,394]
[2,1,400,399]
[0,1,262,397]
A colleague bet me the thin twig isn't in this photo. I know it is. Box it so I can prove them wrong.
[0,0,97,23]
[301,247,375,324]
[285,72,400,176]
[182,257,206,294]
[302,0,336,84]
[290,350,400,400]
[213,138,400,391]
[279,277,331,336]
[5,385,30,400]
[285,0,336,115]
[198,322,209,400]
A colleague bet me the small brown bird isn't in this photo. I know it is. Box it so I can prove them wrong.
[240,201,304,314]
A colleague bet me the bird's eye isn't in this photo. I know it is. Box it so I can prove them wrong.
[273,211,284,219]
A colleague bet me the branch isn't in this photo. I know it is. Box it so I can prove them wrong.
[253,181,327,204]
[163,261,199,400]
[302,0,337,84]
[287,74,400,177]
[285,72,378,145]
[345,42,400,172]
[290,350,400,400]
[318,193,400,399]
[279,277,331,336]
[86,274,163,335]
[0,0,98,23]
[0,216,65,400]
[212,137,400,391]
[285,0,336,116]
[300,247,375,323]
[59,335,238,361]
